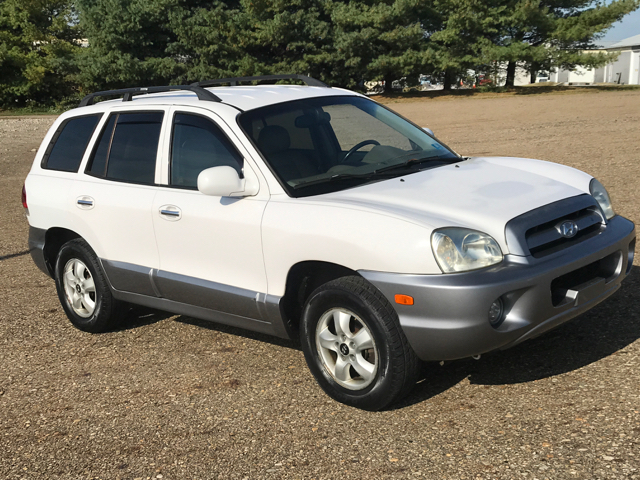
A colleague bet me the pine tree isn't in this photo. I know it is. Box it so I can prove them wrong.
[0,0,82,107]
[421,0,502,90]
[76,0,187,90]
[485,0,640,87]
[328,0,427,91]
[76,0,332,88]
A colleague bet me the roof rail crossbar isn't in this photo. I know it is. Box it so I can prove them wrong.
[193,74,329,88]
[79,85,222,107]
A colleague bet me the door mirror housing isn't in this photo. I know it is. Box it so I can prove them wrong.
[422,127,435,137]
[197,166,259,197]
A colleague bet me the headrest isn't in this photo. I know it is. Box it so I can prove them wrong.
[257,125,291,155]
[295,111,331,128]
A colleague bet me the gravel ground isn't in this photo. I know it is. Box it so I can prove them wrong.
[1,91,639,480]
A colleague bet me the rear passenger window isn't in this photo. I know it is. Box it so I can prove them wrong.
[171,113,243,188]
[42,114,102,172]
[86,112,163,184]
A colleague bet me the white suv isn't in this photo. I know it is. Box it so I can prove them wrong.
[24,75,636,410]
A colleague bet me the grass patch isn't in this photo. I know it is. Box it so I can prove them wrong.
[0,105,67,116]
[0,96,81,116]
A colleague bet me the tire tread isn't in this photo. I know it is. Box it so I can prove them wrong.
[55,238,123,333]
[301,275,420,410]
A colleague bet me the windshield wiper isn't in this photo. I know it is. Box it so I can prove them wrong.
[292,172,375,189]
[372,154,453,174]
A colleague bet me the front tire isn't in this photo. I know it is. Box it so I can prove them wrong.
[54,239,122,333]
[300,276,420,410]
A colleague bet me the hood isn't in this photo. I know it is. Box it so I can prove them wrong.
[306,156,593,253]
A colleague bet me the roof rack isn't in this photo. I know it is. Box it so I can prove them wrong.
[79,85,222,107]
[193,74,329,88]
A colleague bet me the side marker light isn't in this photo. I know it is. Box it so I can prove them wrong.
[394,294,414,305]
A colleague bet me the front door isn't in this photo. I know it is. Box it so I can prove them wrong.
[151,107,269,320]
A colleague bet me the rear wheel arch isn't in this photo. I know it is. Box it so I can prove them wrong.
[280,261,360,337]
[43,228,82,276]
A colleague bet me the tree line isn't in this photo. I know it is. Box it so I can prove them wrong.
[1,0,638,108]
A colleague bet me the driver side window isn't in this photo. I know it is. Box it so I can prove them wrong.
[171,113,243,188]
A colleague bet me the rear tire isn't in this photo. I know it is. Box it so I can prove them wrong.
[300,276,420,410]
[54,239,123,333]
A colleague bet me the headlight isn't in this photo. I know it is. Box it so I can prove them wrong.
[431,228,503,273]
[590,178,615,220]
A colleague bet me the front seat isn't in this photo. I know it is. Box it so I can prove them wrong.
[257,125,319,182]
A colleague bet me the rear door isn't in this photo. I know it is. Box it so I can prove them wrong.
[69,107,168,296]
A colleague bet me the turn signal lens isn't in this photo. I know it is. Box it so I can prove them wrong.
[394,294,414,305]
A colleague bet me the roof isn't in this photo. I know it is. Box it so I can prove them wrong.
[91,85,360,112]
[607,33,640,49]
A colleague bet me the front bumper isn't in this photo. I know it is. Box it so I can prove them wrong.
[360,215,635,361]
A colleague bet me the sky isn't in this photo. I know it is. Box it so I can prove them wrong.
[600,8,640,42]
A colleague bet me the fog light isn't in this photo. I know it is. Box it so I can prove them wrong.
[627,238,635,274]
[488,298,504,327]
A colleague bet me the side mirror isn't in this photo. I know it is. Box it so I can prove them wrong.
[422,127,435,137]
[197,166,259,197]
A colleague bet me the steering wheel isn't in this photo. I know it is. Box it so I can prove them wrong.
[340,139,380,163]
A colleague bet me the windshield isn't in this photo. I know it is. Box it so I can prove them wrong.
[238,96,460,197]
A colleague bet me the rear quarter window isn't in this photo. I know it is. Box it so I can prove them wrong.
[41,114,102,172]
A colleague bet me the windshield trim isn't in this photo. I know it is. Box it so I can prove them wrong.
[236,94,462,198]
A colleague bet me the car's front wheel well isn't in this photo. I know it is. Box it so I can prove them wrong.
[281,261,359,337]
[43,228,81,276]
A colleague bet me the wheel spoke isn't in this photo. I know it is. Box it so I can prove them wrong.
[82,293,95,313]
[82,277,95,293]
[332,310,352,337]
[334,355,351,382]
[74,261,86,282]
[352,328,373,351]
[64,270,76,285]
[351,354,375,381]
[63,281,75,297]
[318,328,338,351]
[71,292,83,311]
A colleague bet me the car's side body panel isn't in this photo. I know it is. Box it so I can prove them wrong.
[151,188,269,294]
[94,259,289,338]
[69,178,160,270]
[261,198,440,295]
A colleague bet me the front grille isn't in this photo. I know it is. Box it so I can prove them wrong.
[526,207,604,258]
[505,195,606,258]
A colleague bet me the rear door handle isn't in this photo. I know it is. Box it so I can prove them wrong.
[159,205,182,221]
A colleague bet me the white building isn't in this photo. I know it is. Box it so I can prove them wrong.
[550,33,640,85]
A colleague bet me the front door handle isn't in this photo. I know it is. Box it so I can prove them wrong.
[159,205,182,221]
[76,196,95,209]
